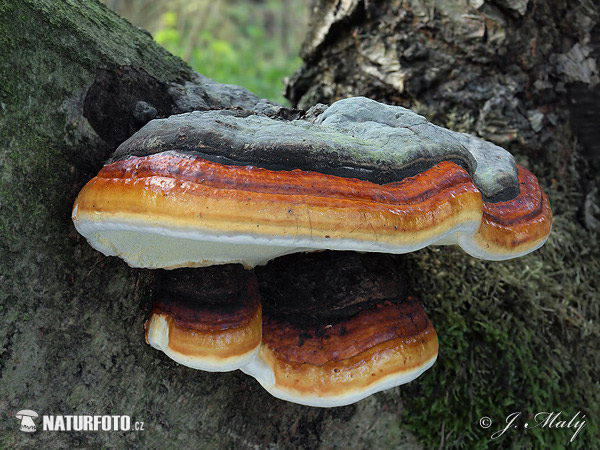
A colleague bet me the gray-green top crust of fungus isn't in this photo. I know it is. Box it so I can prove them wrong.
[111,97,519,202]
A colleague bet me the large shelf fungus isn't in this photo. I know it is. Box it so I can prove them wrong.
[73,97,551,268]
[72,96,552,407]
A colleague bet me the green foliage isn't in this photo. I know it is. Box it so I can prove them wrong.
[153,2,303,105]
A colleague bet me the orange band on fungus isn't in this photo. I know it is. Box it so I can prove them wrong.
[247,298,438,400]
[146,306,262,362]
[474,166,552,255]
[73,153,552,268]
[74,153,482,247]
[144,270,262,371]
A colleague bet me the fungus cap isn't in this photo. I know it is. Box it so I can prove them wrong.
[72,99,551,269]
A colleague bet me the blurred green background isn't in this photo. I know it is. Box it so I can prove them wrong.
[102,0,308,105]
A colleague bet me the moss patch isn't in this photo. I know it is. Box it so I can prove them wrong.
[400,155,599,448]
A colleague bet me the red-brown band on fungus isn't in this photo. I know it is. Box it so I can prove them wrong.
[464,166,553,258]
[73,150,551,269]
[247,300,437,407]
[242,252,438,407]
[145,265,262,371]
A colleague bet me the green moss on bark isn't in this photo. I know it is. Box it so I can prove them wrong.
[399,156,599,448]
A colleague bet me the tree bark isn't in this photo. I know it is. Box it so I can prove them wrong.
[1,0,598,449]
[288,0,600,165]
[287,1,599,448]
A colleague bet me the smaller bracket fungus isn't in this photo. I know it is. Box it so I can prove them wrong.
[146,265,262,371]
[245,252,438,407]
[72,96,552,407]
[146,251,438,407]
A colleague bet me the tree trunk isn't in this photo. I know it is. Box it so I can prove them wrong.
[288,0,599,448]
[0,1,422,448]
[288,0,599,163]
[1,0,598,449]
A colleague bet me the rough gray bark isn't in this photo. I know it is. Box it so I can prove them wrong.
[0,0,423,448]
[287,1,599,448]
[288,0,599,163]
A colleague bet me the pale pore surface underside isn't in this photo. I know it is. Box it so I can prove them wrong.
[73,213,519,269]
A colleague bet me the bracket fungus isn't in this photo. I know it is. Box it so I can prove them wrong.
[146,265,262,371]
[72,97,551,407]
